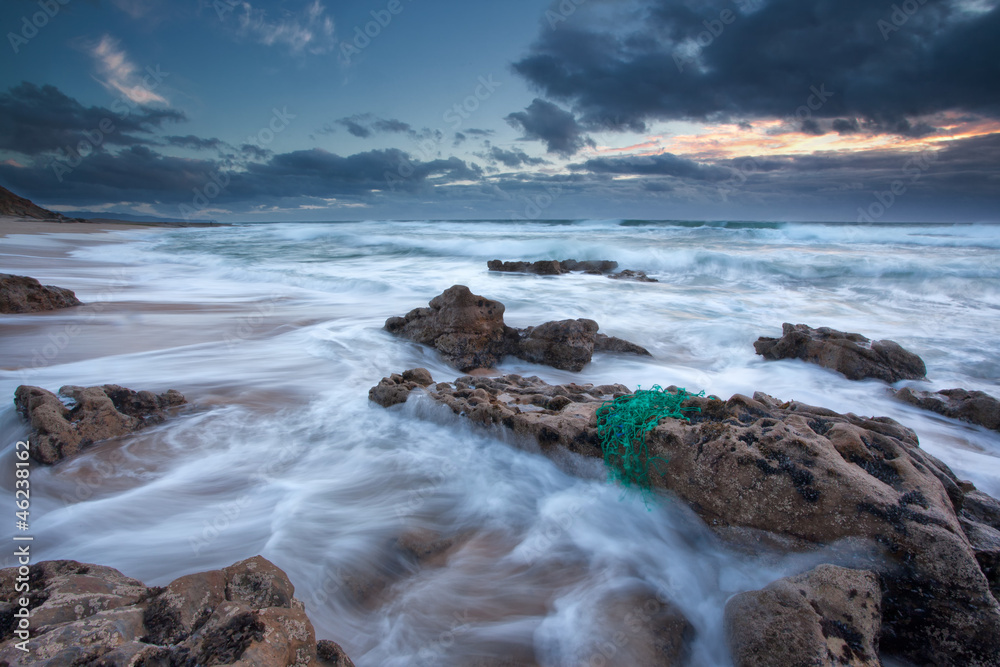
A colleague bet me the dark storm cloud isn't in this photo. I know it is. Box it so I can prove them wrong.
[0,82,185,154]
[576,153,731,181]
[512,0,1000,132]
[0,145,482,206]
[486,146,549,168]
[164,135,228,151]
[335,114,414,138]
[505,98,594,155]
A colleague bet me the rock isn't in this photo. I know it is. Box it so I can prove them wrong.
[13,384,187,464]
[371,372,1000,666]
[384,285,519,372]
[0,556,353,667]
[487,259,656,282]
[754,323,927,383]
[384,286,649,372]
[560,259,619,274]
[516,319,600,372]
[725,565,882,667]
[0,273,82,314]
[368,368,435,408]
[594,333,653,357]
[608,269,658,283]
[0,184,74,221]
[960,517,1000,599]
[894,387,1000,431]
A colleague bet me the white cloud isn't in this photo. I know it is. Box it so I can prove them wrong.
[229,0,336,55]
[88,35,167,105]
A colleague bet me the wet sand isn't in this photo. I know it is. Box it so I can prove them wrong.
[0,216,153,237]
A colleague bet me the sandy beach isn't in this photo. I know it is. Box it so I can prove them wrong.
[0,215,155,237]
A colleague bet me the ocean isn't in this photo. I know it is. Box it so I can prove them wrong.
[2,219,999,665]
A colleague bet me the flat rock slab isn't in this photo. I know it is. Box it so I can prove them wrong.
[384,285,650,372]
[894,386,1000,431]
[14,384,187,464]
[0,556,354,666]
[755,323,926,383]
[0,273,82,314]
[371,370,1000,666]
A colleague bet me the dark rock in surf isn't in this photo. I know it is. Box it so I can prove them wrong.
[894,386,1000,431]
[0,273,82,313]
[725,565,882,667]
[608,269,658,283]
[0,556,354,666]
[487,258,658,282]
[13,384,186,464]
[368,368,435,408]
[754,323,926,383]
[383,285,650,372]
[370,370,1000,666]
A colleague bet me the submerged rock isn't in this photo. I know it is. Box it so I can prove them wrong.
[487,259,658,282]
[725,565,882,667]
[13,384,187,464]
[383,285,649,372]
[370,370,1000,666]
[894,386,1000,431]
[754,323,926,383]
[0,273,82,314]
[0,556,354,666]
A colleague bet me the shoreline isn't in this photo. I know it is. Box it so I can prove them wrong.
[0,215,223,238]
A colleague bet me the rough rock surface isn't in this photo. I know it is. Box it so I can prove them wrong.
[0,274,82,314]
[754,323,926,383]
[368,368,435,408]
[383,285,649,372]
[13,384,187,464]
[0,556,354,666]
[487,259,658,282]
[725,565,882,667]
[894,386,1000,431]
[370,370,1000,666]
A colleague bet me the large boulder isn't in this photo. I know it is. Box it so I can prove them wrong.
[384,286,649,372]
[0,273,82,314]
[14,384,187,464]
[384,285,519,372]
[0,556,354,666]
[894,387,1000,431]
[725,565,882,667]
[370,371,1000,666]
[754,323,926,383]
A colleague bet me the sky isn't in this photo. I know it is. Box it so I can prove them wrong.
[0,0,998,222]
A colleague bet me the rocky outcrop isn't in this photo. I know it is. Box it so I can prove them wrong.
[0,185,74,221]
[725,565,882,667]
[487,259,658,282]
[894,386,1000,431]
[368,368,435,408]
[384,285,520,371]
[13,384,187,464]
[754,323,927,383]
[370,370,1000,666]
[0,274,82,314]
[0,556,354,666]
[383,285,649,372]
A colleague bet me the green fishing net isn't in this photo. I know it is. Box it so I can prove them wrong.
[595,385,704,492]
